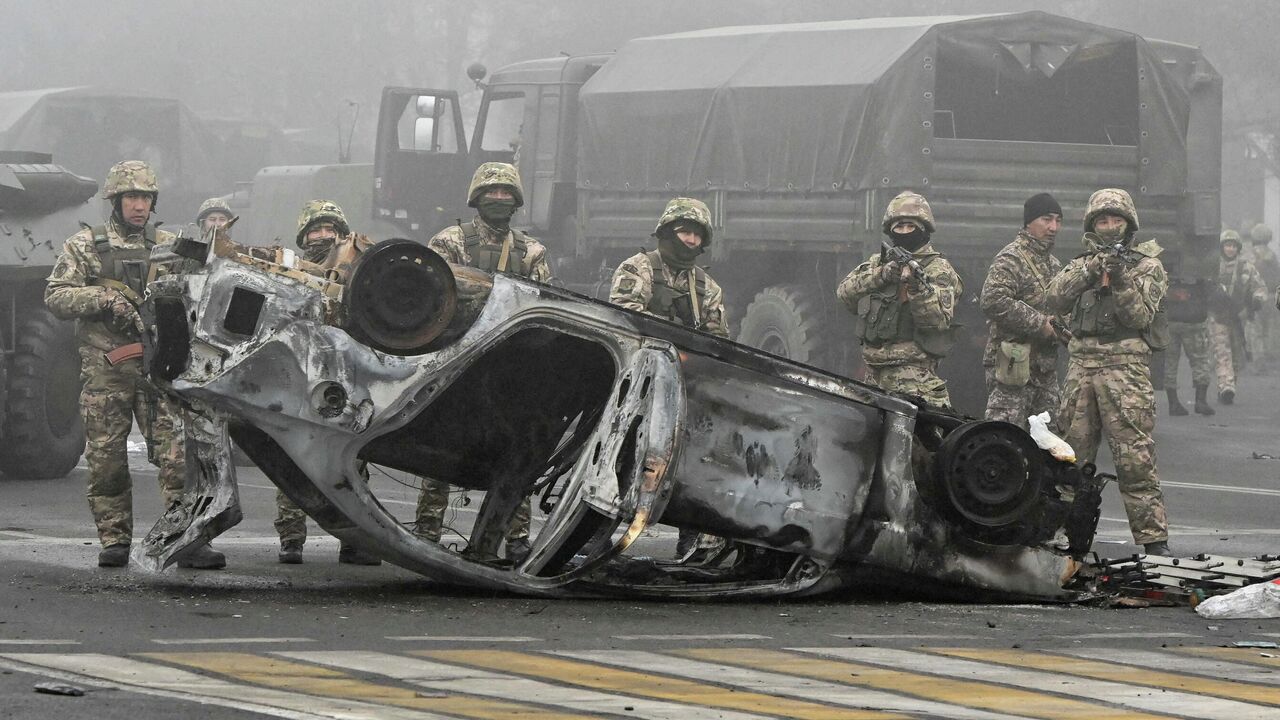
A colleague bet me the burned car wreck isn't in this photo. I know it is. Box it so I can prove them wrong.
[138,237,1104,600]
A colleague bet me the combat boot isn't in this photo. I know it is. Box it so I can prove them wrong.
[178,543,226,570]
[1219,388,1235,405]
[97,543,130,568]
[338,542,382,565]
[278,541,303,564]
[1193,384,1215,415]
[1142,541,1172,557]
[1166,388,1188,416]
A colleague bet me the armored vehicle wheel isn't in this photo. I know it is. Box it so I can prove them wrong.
[737,284,829,367]
[0,307,84,478]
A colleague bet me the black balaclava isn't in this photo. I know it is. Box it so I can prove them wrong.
[656,222,704,271]
[887,223,930,253]
[476,197,517,231]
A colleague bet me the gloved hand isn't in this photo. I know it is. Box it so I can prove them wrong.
[1085,253,1107,280]
[878,261,902,287]
[1103,254,1128,288]
[101,291,143,336]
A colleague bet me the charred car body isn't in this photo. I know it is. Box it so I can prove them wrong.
[140,236,1103,600]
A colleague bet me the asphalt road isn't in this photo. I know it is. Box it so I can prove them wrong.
[2,369,1279,718]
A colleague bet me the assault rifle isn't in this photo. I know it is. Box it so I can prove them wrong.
[1095,240,1137,293]
[880,240,934,298]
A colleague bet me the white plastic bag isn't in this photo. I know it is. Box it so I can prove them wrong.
[1195,579,1280,619]
[1028,411,1075,463]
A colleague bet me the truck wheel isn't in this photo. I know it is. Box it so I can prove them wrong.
[0,308,85,478]
[737,284,829,366]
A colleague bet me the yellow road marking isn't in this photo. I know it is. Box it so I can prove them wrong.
[418,649,904,720]
[683,648,1166,720]
[142,652,593,720]
[936,648,1280,707]
[1176,647,1280,669]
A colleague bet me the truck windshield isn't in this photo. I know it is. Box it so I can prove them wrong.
[479,90,526,153]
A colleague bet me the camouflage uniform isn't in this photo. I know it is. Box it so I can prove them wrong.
[1163,320,1213,389]
[837,192,963,409]
[1209,231,1267,399]
[417,164,546,548]
[1044,189,1168,547]
[44,161,185,550]
[1245,224,1278,367]
[980,230,1063,429]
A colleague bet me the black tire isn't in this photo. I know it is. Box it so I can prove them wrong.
[736,284,829,366]
[0,307,85,478]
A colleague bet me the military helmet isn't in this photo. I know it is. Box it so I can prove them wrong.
[196,197,233,222]
[295,199,350,248]
[1250,223,1273,244]
[1083,188,1138,232]
[102,160,159,199]
[653,197,713,245]
[466,162,524,208]
[1220,229,1242,247]
[881,191,935,234]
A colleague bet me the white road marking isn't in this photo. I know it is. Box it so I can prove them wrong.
[799,646,1279,720]
[0,653,446,719]
[0,639,79,645]
[1051,632,1199,640]
[830,634,980,640]
[282,650,772,720]
[150,637,315,645]
[558,649,1027,720]
[385,636,541,642]
[1062,647,1280,685]
[611,633,771,641]
[1162,481,1280,498]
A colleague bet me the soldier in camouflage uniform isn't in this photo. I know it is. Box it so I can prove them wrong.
[1245,224,1278,368]
[837,191,963,409]
[1045,188,1171,556]
[1208,230,1267,404]
[196,197,233,233]
[1160,249,1215,416]
[276,200,381,566]
[980,193,1067,429]
[415,163,550,563]
[45,161,224,569]
[610,196,728,559]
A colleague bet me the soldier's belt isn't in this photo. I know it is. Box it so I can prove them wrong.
[105,343,145,366]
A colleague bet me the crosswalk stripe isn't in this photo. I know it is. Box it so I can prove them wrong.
[1,652,440,719]
[419,649,907,720]
[934,647,1280,708]
[281,650,772,720]
[145,652,597,719]
[554,650,1023,720]
[1060,647,1280,686]
[1176,647,1280,668]
[682,647,1163,720]
[802,647,1271,719]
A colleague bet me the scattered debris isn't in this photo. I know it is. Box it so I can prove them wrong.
[1249,452,1278,460]
[33,682,85,697]
[1197,581,1280,620]
[1230,641,1280,649]
[1081,554,1280,608]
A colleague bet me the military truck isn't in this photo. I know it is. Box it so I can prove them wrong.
[0,152,93,477]
[372,12,1222,414]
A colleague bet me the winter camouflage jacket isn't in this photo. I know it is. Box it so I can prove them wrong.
[428,215,552,282]
[609,251,728,338]
[980,231,1063,372]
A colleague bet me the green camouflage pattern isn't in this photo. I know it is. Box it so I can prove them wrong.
[836,241,963,369]
[609,250,729,338]
[1220,229,1242,246]
[275,490,308,546]
[1251,223,1273,244]
[466,162,525,208]
[79,346,185,548]
[294,199,350,248]
[101,160,158,199]
[46,220,177,353]
[866,362,952,408]
[880,191,935,233]
[653,197,714,244]
[983,366,1059,430]
[427,217,552,282]
[197,197,233,222]
[414,477,530,543]
[1208,318,1239,394]
[1083,188,1139,232]
[1058,358,1167,544]
[1164,320,1213,389]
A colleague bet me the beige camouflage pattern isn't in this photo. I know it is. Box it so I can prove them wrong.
[1058,359,1167,544]
[1245,234,1279,366]
[467,162,525,207]
[196,197,233,221]
[275,490,308,546]
[1164,320,1213,389]
[609,251,729,337]
[1252,223,1274,244]
[837,242,963,406]
[881,191,935,233]
[294,199,350,247]
[427,217,552,282]
[1208,319,1238,394]
[414,480,530,544]
[101,160,158,198]
[654,197,714,243]
[1212,253,1267,388]
[980,230,1064,428]
[1083,187,1139,232]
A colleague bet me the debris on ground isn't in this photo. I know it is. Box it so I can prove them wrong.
[33,682,85,696]
[1077,553,1280,608]
[1196,580,1280,619]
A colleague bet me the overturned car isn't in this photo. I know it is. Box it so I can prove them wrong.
[139,237,1104,600]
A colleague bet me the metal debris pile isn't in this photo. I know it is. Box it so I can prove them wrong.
[1077,553,1280,606]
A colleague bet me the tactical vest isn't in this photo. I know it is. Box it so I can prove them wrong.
[645,250,707,328]
[859,255,954,356]
[90,224,156,302]
[460,221,530,277]
[1069,255,1169,350]
[1164,279,1209,324]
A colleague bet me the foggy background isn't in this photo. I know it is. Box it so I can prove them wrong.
[3,0,1277,224]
